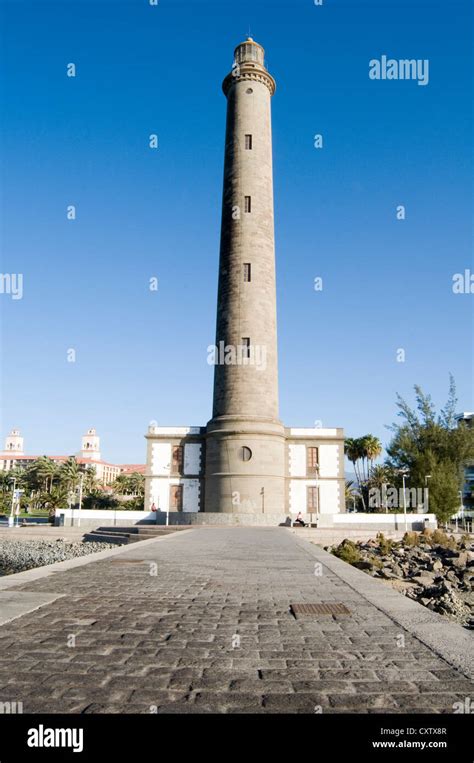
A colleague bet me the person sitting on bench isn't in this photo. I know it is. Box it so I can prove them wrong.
[294,512,306,527]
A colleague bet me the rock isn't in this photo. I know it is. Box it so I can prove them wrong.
[391,563,404,577]
[437,547,457,558]
[410,572,436,585]
[392,548,405,558]
[451,551,468,569]
[462,570,473,584]
[353,535,473,626]
[353,560,375,571]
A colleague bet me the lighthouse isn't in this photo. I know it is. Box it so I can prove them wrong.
[144,38,345,520]
[204,37,286,513]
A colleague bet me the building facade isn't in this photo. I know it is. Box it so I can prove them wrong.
[145,38,345,519]
[0,428,140,486]
[456,412,474,512]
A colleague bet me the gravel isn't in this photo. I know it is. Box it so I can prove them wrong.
[0,538,122,576]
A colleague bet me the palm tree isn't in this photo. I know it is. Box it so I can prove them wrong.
[344,437,366,510]
[112,474,130,495]
[34,456,57,493]
[127,472,145,497]
[39,486,68,507]
[362,435,383,480]
[83,491,120,510]
[8,466,27,488]
[82,466,99,495]
[368,464,394,512]
[0,472,11,497]
[39,486,69,519]
[345,480,360,511]
[59,457,80,492]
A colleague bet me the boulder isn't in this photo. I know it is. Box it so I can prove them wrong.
[446,570,460,584]
[391,563,404,577]
[353,560,375,571]
[451,551,468,569]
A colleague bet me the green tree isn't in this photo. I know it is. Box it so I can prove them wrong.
[82,466,99,494]
[344,437,367,510]
[424,458,461,523]
[82,491,120,510]
[59,457,80,492]
[34,456,58,493]
[362,435,383,480]
[386,377,474,523]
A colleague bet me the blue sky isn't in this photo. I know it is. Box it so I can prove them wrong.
[1,0,472,464]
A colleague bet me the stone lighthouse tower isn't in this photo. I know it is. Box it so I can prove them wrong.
[204,37,286,513]
[144,38,345,520]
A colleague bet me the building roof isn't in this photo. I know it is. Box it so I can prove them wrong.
[0,454,120,468]
[119,464,146,474]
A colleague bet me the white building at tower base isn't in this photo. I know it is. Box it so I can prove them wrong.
[145,424,345,518]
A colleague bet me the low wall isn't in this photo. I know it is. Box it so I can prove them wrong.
[55,509,437,531]
[55,509,158,529]
[327,512,437,531]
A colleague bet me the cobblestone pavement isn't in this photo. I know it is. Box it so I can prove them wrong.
[0,528,472,714]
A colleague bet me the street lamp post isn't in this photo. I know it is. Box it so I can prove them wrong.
[402,474,407,532]
[457,490,464,532]
[398,469,409,533]
[9,478,16,528]
[77,473,84,528]
[424,475,431,513]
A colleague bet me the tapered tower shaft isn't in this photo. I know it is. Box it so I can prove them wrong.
[204,38,286,514]
[212,38,278,420]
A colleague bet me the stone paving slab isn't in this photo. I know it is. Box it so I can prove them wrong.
[0,591,63,626]
[0,527,472,714]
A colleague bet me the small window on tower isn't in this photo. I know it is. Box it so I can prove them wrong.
[241,446,252,462]
[245,134,253,150]
[242,337,251,358]
[243,263,251,282]
[244,196,251,213]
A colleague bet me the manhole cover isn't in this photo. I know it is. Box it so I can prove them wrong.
[290,602,350,618]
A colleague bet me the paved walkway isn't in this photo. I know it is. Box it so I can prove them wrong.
[0,528,472,713]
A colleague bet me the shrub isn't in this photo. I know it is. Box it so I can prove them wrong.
[431,529,457,549]
[331,539,361,565]
[376,532,393,555]
[402,531,419,547]
[367,554,383,570]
